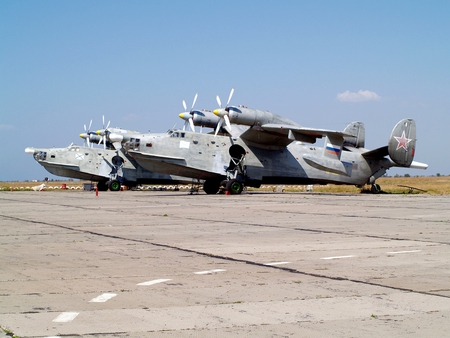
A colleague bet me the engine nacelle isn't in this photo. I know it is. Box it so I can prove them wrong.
[192,110,220,128]
[226,106,298,127]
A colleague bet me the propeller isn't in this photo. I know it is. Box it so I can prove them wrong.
[98,115,111,149]
[213,87,234,136]
[79,119,93,147]
[179,93,198,132]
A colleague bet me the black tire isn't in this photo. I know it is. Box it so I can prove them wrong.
[371,183,381,194]
[97,181,108,191]
[203,179,221,195]
[226,179,244,195]
[108,179,121,192]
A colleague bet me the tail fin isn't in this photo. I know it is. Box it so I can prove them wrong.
[388,119,416,167]
[343,121,365,148]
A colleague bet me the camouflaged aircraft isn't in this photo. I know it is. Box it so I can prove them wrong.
[123,89,428,194]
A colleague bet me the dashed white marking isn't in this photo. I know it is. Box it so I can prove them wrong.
[387,250,421,254]
[321,255,356,260]
[89,293,117,303]
[194,269,226,275]
[137,278,172,286]
[264,261,291,266]
[52,312,79,322]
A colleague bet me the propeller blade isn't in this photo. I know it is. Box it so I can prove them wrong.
[182,100,187,112]
[189,118,195,132]
[214,118,223,137]
[216,95,222,108]
[226,87,235,106]
[191,93,198,110]
[224,114,232,132]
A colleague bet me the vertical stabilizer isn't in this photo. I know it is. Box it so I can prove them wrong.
[388,119,416,167]
[343,122,365,148]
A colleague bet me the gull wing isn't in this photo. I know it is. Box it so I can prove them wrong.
[239,124,354,148]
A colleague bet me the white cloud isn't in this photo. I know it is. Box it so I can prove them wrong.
[336,90,381,102]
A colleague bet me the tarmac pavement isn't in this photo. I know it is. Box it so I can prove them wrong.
[0,190,449,337]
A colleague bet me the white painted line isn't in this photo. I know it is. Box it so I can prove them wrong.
[89,293,117,303]
[194,269,226,275]
[387,250,421,254]
[264,261,291,266]
[321,255,356,260]
[137,278,172,286]
[52,312,79,322]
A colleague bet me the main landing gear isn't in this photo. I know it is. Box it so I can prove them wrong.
[96,154,125,192]
[202,145,248,195]
[96,179,122,192]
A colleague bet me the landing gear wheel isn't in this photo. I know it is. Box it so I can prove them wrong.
[226,179,244,195]
[97,181,108,191]
[203,179,221,195]
[371,183,381,194]
[108,179,121,192]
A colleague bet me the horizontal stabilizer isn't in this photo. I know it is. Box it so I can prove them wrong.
[362,146,389,159]
[409,161,428,170]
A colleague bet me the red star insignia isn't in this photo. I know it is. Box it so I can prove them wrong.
[394,131,412,151]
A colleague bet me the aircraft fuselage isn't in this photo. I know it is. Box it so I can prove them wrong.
[126,129,391,188]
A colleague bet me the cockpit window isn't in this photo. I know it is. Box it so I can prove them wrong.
[34,151,47,161]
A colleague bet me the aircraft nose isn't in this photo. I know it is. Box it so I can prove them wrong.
[25,147,35,154]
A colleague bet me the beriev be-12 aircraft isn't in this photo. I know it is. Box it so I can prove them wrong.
[25,116,198,191]
[123,91,427,194]
[24,144,195,191]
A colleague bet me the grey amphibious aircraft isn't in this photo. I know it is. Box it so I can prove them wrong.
[25,144,193,191]
[124,95,427,194]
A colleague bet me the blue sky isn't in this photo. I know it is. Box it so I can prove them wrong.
[1,0,449,181]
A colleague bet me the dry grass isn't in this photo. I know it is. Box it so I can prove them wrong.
[1,176,449,195]
[254,176,450,195]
